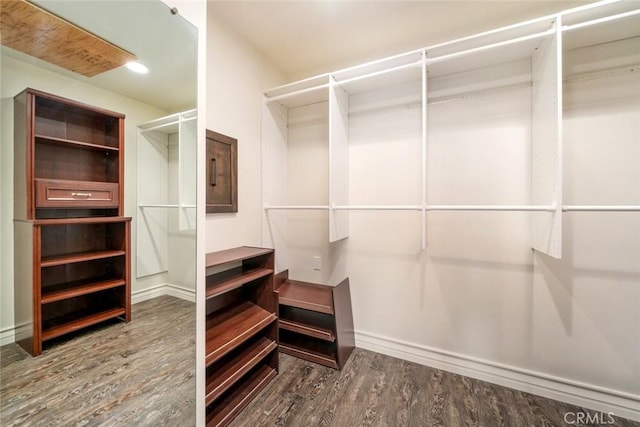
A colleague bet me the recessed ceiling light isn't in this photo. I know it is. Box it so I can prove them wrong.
[125,61,149,74]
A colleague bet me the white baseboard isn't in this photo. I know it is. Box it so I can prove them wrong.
[0,326,15,347]
[355,330,640,422]
[131,283,196,304]
[1,284,195,347]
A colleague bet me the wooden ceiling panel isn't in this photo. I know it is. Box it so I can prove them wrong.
[0,0,136,77]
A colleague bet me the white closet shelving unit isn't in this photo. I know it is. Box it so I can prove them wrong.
[262,0,639,265]
[137,109,197,278]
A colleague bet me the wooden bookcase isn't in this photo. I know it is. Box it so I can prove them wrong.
[275,271,355,370]
[205,247,278,426]
[13,88,130,356]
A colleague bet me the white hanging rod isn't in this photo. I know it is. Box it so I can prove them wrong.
[138,204,196,208]
[427,29,555,65]
[562,9,640,32]
[264,205,330,210]
[333,205,422,211]
[265,204,639,212]
[265,84,330,103]
[563,205,640,212]
[279,204,555,212]
[333,61,422,88]
[428,205,554,212]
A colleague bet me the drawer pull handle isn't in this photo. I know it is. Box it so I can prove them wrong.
[210,158,217,187]
[71,192,93,197]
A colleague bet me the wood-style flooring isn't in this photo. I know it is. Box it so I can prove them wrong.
[232,349,640,427]
[1,296,195,426]
[2,296,638,426]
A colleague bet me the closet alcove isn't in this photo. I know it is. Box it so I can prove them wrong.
[1,0,199,424]
[262,0,639,269]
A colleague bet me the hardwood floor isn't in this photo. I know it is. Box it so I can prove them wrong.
[231,349,640,427]
[1,296,195,426]
[2,297,637,426]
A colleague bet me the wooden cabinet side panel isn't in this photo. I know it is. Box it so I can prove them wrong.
[124,219,131,321]
[13,90,33,220]
[332,278,355,369]
[117,117,124,216]
[13,222,40,355]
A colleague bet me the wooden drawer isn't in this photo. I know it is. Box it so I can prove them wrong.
[36,179,119,208]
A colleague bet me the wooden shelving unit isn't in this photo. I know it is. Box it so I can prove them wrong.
[13,88,130,357]
[275,271,355,370]
[205,247,278,426]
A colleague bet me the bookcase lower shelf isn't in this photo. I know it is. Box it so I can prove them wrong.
[205,247,278,427]
[206,364,277,427]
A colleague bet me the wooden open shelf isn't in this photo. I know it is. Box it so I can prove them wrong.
[206,364,277,427]
[280,330,338,369]
[41,307,125,341]
[41,250,126,267]
[206,267,273,299]
[279,318,335,342]
[205,301,276,366]
[35,135,120,152]
[205,246,278,425]
[276,271,355,370]
[206,246,274,268]
[41,278,125,304]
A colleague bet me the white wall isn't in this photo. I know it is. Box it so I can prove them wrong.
[273,38,639,419]
[205,12,284,251]
[0,54,171,343]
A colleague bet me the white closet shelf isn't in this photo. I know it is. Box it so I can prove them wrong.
[562,9,640,50]
[428,29,554,65]
[138,109,197,134]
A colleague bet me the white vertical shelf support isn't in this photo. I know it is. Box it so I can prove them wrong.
[421,50,428,251]
[531,16,563,259]
[178,111,197,230]
[329,75,350,242]
[262,100,290,272]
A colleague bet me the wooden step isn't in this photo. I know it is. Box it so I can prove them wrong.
[277,279,334,314]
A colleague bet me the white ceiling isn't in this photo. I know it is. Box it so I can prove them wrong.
[2,0,198,112]
[209,0,594,81]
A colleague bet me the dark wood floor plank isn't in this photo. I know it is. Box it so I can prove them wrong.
[231,348,640,427]
[0,296,195,427]
[3,304,639,427]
